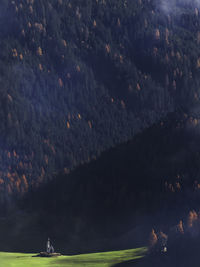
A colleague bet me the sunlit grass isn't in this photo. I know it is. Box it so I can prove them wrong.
[0,247,147,267]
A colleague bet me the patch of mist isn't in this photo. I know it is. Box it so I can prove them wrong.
[156,0,200,15]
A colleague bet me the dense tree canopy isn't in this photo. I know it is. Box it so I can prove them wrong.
[0,0,200,204]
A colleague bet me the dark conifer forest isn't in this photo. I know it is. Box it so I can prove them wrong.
[1,0,200,264]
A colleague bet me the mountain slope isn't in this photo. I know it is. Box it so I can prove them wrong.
[2,0,200,202]
[1,109,200,253]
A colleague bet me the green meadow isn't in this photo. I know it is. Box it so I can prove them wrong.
[0,247,146,267]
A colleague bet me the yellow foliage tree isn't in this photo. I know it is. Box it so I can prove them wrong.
[37,47,43,56]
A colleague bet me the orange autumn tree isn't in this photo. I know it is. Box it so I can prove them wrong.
[177,220,184,234]
[148,229,158,250]
[187,210,198,228]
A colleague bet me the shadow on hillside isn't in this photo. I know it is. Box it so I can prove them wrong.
[112,258,142,267]
[113,255,175,267]
[114,253,200,267]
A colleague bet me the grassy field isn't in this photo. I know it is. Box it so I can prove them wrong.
[0,247,146,267]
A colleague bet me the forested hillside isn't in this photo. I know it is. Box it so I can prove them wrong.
[2,109,200,253]
[1,0,200,204]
